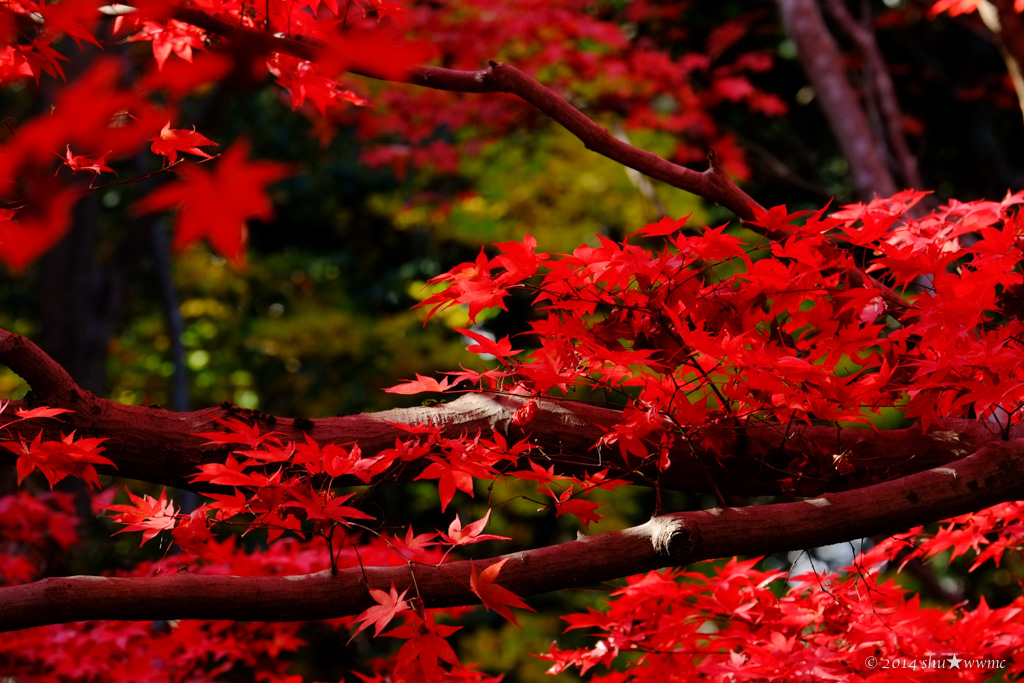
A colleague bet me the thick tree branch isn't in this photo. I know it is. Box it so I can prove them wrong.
[0,328,1008,498]
[0,329,80,405]
[3,440,1022,631]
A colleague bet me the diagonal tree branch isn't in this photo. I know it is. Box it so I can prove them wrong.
[170,7,764,220]
[3,439,1021,631]
[166,6,911,316]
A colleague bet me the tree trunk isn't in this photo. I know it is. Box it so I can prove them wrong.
[776,0,899,199]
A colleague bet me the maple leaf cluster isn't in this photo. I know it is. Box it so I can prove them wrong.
[0,408,534,679]
[0,403,109,488]
[405,193,1024,482]
[544,554,1023,681]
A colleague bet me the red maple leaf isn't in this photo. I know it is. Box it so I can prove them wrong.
[350,582,410,640]
[284,486,375,527]
[3,431,113,488]
[390,525,439,552]
[628,214,692,239]
[104,488,178,545]
[148,121,218,165]
[134,140,291,265]
[383,373,451,394]
[383,612,463,681]
[510,459,565,487]
[194,416,280,448]
[469,558,534,626]
[417,248,508,323]
[553,491,602,529]
[439,509,510,546]
[320,30,434,80]
[0,190,78,273]
[2,433,45,485]
[415,449,495,512]
[191,454,270,488]
[171,509,215,559]
[359,0,413,26]
[36,0,103,48]
[137,20,207,70]
[60,145,114,177]
[14,406,72,420]
[454,327,522,360]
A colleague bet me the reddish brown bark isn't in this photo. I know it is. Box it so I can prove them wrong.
[3,439,1021,631]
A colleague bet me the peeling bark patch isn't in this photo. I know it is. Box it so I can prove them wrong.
[929,430,962,443]
[644,517,690,557]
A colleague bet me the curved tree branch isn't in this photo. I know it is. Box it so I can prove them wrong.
[169,7,763,220]
[3,440,1021,631]
[0,330,80,405]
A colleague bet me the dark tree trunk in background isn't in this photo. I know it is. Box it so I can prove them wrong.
[776,0,899,199]
[36,196,123,396]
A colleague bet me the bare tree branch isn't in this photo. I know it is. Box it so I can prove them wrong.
[3,440,1021,631]
[169,7,763,220]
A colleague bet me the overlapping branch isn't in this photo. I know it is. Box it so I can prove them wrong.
[4,439,1022,631]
